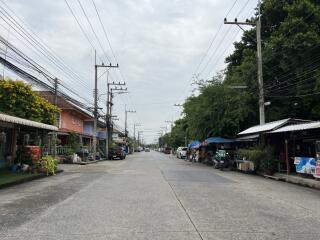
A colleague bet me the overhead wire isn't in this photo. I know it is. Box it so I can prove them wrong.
[0,2,92,89]
[76,0,111,63]
[0,33,93,105]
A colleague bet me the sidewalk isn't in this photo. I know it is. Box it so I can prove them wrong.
[0,169,63,189]
[274,173,320,190]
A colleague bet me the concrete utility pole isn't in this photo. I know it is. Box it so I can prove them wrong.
[124,105,136,138]
[165,120,174,137]
[53,78,59,157]
[133,123,141,152]
[224,0,265,124]
[137,131,143,146]
[94,50,118,160]
[106,83,126,158]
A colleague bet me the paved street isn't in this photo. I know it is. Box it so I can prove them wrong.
[1,151,320,240]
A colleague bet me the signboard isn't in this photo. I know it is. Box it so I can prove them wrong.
[315,161,320,179]
[26,146,41,163]
[294,157,316,175]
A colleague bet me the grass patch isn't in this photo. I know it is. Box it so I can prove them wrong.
[0,169,41,188]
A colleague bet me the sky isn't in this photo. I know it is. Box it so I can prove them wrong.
[0,0,258,144]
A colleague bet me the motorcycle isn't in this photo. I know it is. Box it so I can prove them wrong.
[213,150,231,170]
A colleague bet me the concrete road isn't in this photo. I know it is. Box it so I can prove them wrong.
[1,151,320,240]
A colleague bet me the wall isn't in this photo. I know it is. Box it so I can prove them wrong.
[83,121,93,136]
[60,110,84,133]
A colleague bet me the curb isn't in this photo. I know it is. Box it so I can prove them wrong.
[78,160,99,165]
[258,172,320,190]
[0,169,64,190]
[278,175,320,190]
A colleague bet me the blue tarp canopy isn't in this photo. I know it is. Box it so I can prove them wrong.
[188,140,201,149]
[205,137,235,144]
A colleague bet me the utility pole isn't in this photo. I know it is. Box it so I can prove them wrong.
[138,131,143,146]
[53,78,59,157]
[256,0,265,124]
[173,104,187,146]
[94,50,118,160]
[165,120,174,137]
[224,0,265,124]
[133,123,141,152]
[125,105,136,138]
[106,82,126,158]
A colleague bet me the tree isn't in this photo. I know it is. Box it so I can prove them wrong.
[0,79,60,125]
[176,0,320,140]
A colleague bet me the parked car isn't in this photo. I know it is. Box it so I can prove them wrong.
[163,147,171,154]
[176,147,188,159]
[145,148,150,152]
[108,146,126,160]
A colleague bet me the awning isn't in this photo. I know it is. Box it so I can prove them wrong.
[0,112,58,131]
[270,121,320,133]
[188,140,201,149]
[205,137,235,144]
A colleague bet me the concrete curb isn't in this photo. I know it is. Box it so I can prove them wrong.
[258,172,320,190]
[276,174,320,190]
[0,169,64,190]
[78,160,99,165]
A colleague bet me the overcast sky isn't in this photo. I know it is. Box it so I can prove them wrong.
[0,0,258,143]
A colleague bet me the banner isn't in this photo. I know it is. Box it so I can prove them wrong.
[294,157,316,175]
[315,160,320,178]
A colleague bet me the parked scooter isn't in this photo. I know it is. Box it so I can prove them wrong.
[213,150,231,170]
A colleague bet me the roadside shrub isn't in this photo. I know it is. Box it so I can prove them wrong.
[16,146,33,165]
[40,156,58,175]
[239,146,278,174]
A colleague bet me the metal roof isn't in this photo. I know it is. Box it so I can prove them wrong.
[238,118,290,135]
[0,113,58,131]
[270,121,320,133]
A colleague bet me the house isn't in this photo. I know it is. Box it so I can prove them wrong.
[37,91,97,153]
[0,112,57,168]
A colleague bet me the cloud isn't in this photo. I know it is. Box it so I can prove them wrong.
[2,0,258,143]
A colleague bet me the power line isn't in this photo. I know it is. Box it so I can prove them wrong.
[204,28,242,80]
[76,0,111,63]
[0,3,93,93]
[91,0,117,63]
[0,34,93,105]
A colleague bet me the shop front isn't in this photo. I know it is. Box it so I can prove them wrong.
[269,122,320,179]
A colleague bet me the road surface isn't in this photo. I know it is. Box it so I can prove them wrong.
[1,151,320,239]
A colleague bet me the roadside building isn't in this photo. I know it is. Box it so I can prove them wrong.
[237,118,320,178]
[0,112,57,168]
[37,91,128,158]
[37,91,96,154]
[269,122,320,178]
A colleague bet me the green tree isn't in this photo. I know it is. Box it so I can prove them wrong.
[0,79,60,125]
[177,0,320,140]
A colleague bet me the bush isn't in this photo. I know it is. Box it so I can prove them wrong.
[239,146,278,174]
[40,156,58,175]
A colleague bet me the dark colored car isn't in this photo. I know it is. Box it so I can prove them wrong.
[108,147,125,160]
[163,147,171,154]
